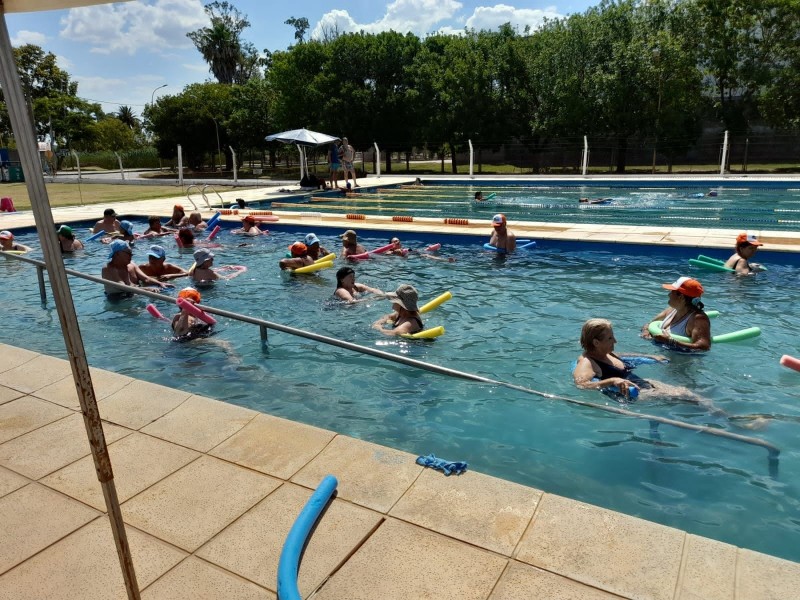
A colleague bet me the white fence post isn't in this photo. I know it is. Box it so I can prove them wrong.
[177,144,184,188]
[374,142,381,177]
[230,146,238,184]
[468,139,474,177]
[581,136,589,176]
[720,130,729,176]
[114,152,125,180]
[71,149,81,181]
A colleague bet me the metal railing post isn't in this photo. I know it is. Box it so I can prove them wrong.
[36,264,47,305]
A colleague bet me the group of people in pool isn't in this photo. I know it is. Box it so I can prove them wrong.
[573,232,766,408]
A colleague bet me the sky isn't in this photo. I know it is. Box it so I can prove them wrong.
[7,0,598,116]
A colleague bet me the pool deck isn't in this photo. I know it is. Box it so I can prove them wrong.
[2,176,800,599]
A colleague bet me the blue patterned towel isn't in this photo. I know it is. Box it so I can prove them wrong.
[416,454,468,476]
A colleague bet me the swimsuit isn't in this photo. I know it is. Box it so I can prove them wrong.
[662,309,691,337]
[393,315,423,333]
[590,353,653,390]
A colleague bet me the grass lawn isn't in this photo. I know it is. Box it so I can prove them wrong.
[0,182,248,211]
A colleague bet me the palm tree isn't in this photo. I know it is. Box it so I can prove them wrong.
[116,105,139,130]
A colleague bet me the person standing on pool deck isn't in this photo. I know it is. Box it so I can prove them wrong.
[642,277,711,351]
[489,214,516,253]
[92,208,122,234]
[724,233,766,275]
[340,137,359,188]
[0,230,32,252]
[334,267,383,302]
[372,284,424,336]
[340,229,367,257]
[328,141,342,189]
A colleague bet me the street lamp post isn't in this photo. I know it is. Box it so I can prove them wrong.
[150,84,167,107]
[211,116,221,173]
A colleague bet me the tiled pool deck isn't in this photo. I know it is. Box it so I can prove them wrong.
[1,176,800,599]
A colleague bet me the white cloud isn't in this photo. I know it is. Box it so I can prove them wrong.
[60,0,208,56]
[11,30,47,46]
[56,54,74,71]
[465,4,562,32]
[311,2,563,40]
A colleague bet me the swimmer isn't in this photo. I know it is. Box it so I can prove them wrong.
[92,208,122,234]
[372,284,424,336]
[489,214,516,253]
[304,233,331,260]
[177,228,195,247]
[279,242,314,270]
[579,198,609,205]
[0,230,32,252]
[143,216,171,237]
[171,287,213,339]
[102,220,135,244]
[340,229,367,257]
[232,215,267,236]
[165,204,186,228]
[101,240,172,298]
[185,211,208,231]
[191,248,219,282]
[334,266,383,302]
[56,225,84,253]
[384,237,455,262]
[474,191,484,202]
[138,245,188,281]
[724,233,765,275]
[642,277,711,351]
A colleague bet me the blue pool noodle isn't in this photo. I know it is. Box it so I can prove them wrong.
[206,212,221,229]
[86,230,106,242]
[277,475,338,600]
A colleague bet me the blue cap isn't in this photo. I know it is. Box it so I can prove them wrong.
[107,239,132,260]
[119,220,133,235]
[148,245,166,259]
[304,233,320,246]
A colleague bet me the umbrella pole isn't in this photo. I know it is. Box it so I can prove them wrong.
[0,7,140,599]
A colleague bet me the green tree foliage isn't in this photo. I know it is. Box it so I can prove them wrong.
[116,105,140,130]
[285,17,310,44]
[187,1,262,84]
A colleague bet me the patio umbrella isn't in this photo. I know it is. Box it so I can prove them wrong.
[265,128,339,180]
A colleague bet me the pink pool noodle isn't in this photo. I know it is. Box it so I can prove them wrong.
[206,225,221,240]
[176,297,217,325]
[780,355,800,373]
[146,304,169,321]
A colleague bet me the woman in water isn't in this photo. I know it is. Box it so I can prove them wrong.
[334,267,383,302]
[372,284,424,336]
[172,287,212,339]
[724,233,765,275]
[642,277,711,351]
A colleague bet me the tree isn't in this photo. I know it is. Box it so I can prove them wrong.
[187,1,262,84]
[285,17,310,44]
[116,105,139,130]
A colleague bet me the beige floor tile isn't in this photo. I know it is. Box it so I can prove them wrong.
[100,380,191,430]
[142,556,271,600]
[209,413,335,479]
[390,468,541,556]
[0,354,72,394]
[198,481,382,594]
[292,436,422,513]
[0,396,73,444]
[41,432,200,511]
[141,395,256,452]
[489,561,625,599]
[313,518,506,600]
[0,517,186,599]
[676,534,735,600]
[122,455,280,552]
[0,412,131,479]
[33,368,134,409]
[0,384,24,406]
[0,482,100,574]
[0,344,38,374]
[515,493,684,600]
[0,465,28,498]
[736,548,800,600]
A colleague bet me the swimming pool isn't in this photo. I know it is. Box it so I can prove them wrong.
[267,182,800,232]
[2,220,800,562]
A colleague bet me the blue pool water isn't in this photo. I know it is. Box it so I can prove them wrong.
[268,182,800,231]
[2,220,800,562]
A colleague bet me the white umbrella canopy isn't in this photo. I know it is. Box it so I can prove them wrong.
[265,127,339,147]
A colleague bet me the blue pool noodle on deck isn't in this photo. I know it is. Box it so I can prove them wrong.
[416,454,468,475]
[277,475,338,600]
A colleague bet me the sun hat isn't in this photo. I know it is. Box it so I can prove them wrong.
[119,220,134,235]
[386,284,419,312]
[662,276,703,298]
[0,230,13,240]
[340,229,357,242]
[148,245,166,260]
[103,208,117,217]
[178,287,201,303]
[736,233,763,246]
[304,233,320,246]
[56,224,73,237]
[492,214,507,227]
[107,239,132,260]
[289,242,307,257]
[193,248,214,265]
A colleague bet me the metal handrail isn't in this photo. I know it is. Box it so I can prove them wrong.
[201,184,226,210]
[0,249,781,469]
[183,185,201,210]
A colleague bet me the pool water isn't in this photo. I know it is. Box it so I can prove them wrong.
[269,183,800,231]
[3,222,800,562]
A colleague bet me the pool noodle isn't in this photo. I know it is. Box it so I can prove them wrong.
[419,291,452,314]
[369,242,396,255]
[86,230,106,242]
[277,475,338,600]
[485,193,496,200]
[518,241,537,249]
[206,212,221,228]
[780,355,800,372]
[251,215,280,222]
[689,258,734,272]
[176,297,217,325]
[648,320,760,344]
[1,249,26,254]
[292,260,333,274]
[206,225,221,240]
[426,243,441,252]
[402,326,445,339]
[314,253,336,264]
[146,304,169,321]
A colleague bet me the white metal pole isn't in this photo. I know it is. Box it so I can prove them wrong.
[582,136,589,176]
[230,146,238,184]
[468,139,474,177]
[720,130,729,176]
[114,151,125,180]
[374,142,381,177]
[71,149,81,181]
[296,144,305,180]
[177,144,184,188]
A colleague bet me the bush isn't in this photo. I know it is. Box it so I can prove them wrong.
[60,147,161,170]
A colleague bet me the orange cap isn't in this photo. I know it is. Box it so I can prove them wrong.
[662,277,703,298]
[178,287,201,303]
